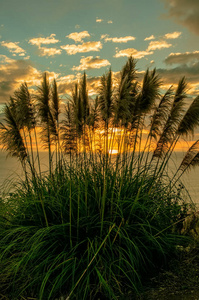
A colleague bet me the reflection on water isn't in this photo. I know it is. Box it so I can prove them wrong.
[0,150,198,205]
[0,151,50,194]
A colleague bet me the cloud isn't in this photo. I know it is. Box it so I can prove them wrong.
[57,74,76,91]
[108,20,113,24]
[61,41,102,55]
[115,48,153,59]
[164,51,199,65]
[147,40,172,51]
[157,62,199,87]
[101,34,136,43]
[85,71,134,95]
[162,0,199,35]
[39,47,62,56]
[164,31,182,39]
[187,83,199,96]
[58,72,126,97]
[96,18,103,23]
[58,75,76,82]
[29,34,61,57]
[101,34,108,40]
[57,73,102,96]
[66,31,90,43]
[72,56,110,71]
[87,77,101,95]
[57,74,78,95]
[1,41,26,55]
[0,58,62,104]
[0,60,42,103]
[144,35,155,41]
[29,34,59,46]
[0,55,15,64]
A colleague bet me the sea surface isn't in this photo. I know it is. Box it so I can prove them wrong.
[0,150,198,206]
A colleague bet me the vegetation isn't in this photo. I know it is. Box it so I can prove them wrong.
[0,57,199,299]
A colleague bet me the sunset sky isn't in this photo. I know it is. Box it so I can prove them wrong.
[0,0,199,109]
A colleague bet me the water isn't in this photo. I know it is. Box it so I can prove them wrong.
[0,150,50,194]
[0,150,198,205]
[168,151,199,205]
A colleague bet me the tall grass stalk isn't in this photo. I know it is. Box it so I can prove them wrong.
[0,57,199,299]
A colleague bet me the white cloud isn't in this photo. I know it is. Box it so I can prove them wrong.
[115,48,153,58]
[164,31,182,39]
[66,31,90,43]
[29,34,59,46]
[101,34,108,40]
[147,40,172,51]
[144,35,155,41]
[1,41,26,55]
[101,35,136,43]
[39,47,62,56]
[58,75,76,82]
[72,56,110,71]
[29,34,61,57]
[61,41,102,55]
[96,18,103,23]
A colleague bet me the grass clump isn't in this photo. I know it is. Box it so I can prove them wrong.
[0,161,193,299]
[0,57,198,299]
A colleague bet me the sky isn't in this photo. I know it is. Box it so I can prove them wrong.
[0,0,199,107]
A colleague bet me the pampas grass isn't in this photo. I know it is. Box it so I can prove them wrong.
[0,57,198,299]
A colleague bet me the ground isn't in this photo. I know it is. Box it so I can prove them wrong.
[137,232,199,300]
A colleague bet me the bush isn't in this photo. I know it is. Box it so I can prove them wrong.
[0,159,193,299]
[0,57,198,299]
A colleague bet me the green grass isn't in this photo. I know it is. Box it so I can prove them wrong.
[0,157,194,299]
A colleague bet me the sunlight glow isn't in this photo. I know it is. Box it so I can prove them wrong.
[108,149,118,154]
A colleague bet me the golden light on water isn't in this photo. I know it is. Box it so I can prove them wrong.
[0,123,196,155]
[108,149,118,154]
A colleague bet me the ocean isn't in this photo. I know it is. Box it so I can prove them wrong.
[0,150,198,205]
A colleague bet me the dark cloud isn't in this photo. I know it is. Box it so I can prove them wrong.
[57,82,74,95]
[157,62,199,84]
[0,60,41,103]
[162,0,199,35]
[164,51,199,65]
